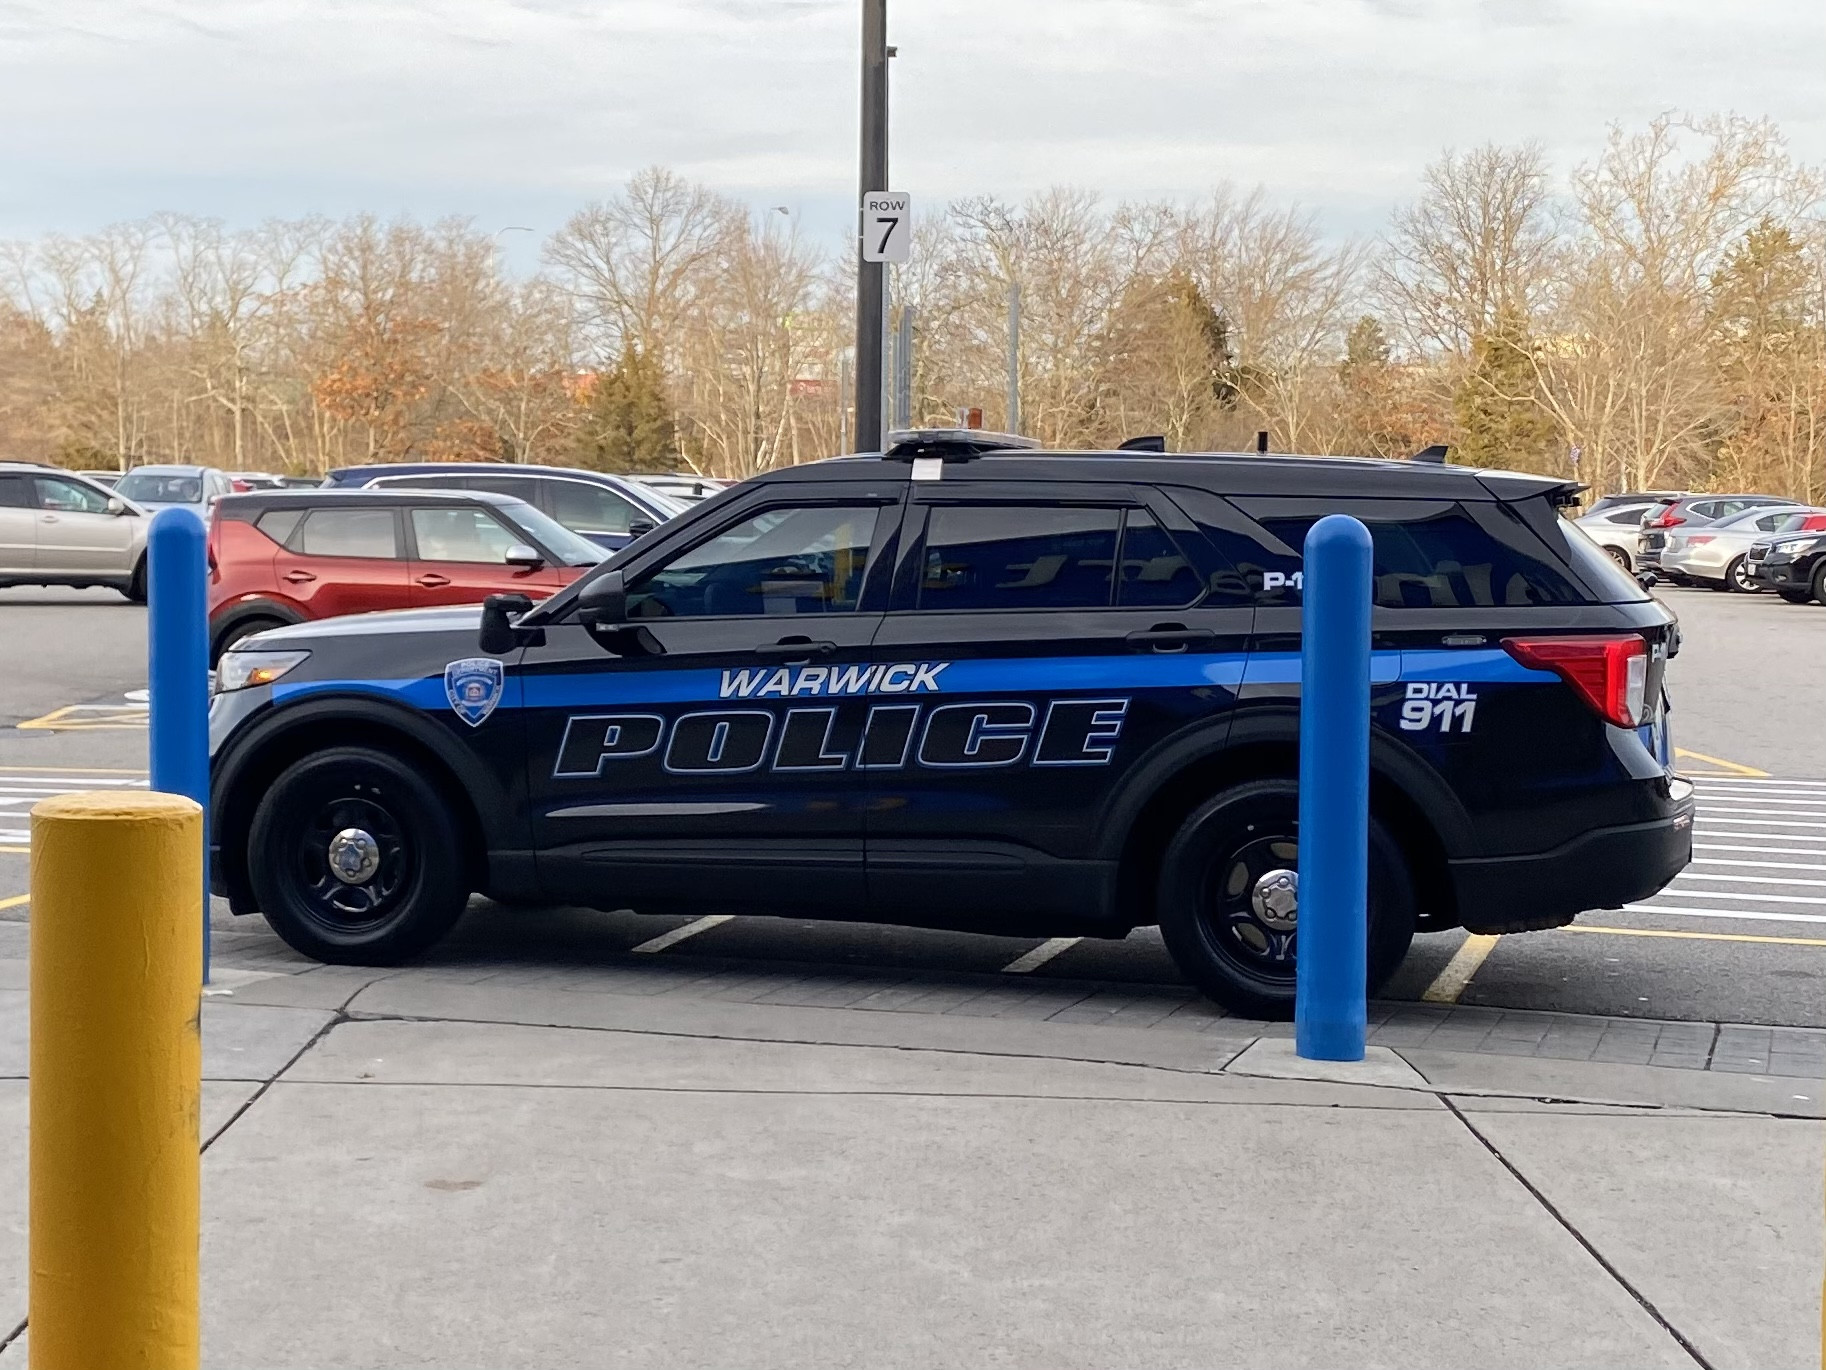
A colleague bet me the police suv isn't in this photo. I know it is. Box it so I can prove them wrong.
[209,432,1693,1017]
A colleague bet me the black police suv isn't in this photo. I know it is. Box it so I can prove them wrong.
[208,432,1693,1017]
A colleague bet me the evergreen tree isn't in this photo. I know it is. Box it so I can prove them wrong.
[1452,308,1559,471]
[572,346,681,472]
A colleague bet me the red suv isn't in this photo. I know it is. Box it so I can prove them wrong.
[208,489,603,660]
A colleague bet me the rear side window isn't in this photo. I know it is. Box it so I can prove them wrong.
[255,509,306,546]
[918,505,1118,611]
[0,475,33,508]
[290,509,401,559]
[548,480,642,536]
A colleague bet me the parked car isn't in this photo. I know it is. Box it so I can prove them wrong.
[1637,494,1795,580]
[114,464,235,516]
[322,463,684,551]
[1746,527,1826,603]
[207,488,604,661]
[1662,506,1826,591]
[0,463,150,600]
[1583,490,1687,519]
[1573,500,1661,570]
[628,473,729,505]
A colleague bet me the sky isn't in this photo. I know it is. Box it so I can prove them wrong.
[2,0,1823,269]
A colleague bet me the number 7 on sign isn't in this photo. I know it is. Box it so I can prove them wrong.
[861,191,911,264]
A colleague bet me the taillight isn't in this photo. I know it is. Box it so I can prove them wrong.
[1686,534,1713,545]
[1502,635,1649,728]
[1650,511,1684,528]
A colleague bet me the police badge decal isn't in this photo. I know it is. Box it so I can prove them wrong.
[444,657,505,727]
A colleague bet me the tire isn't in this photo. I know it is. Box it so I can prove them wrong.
[1726,557,1758,593]
[1814,563,1826,606]
[1155,778,1417,1019]
[246,746,470,965]
[123,557,147,604]
[1779,590,1812,604]
[1605,545,1632,571]
[211,615,286,665]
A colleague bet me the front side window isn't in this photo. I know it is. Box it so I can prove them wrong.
[291,508,401,559]
[627,504,879,618]
[548,481,642,537]
[1117,510,1202,608]
[116,471,201,505]
[411,507,521,563]
[918,505,1119,611]
[34,477,111,514]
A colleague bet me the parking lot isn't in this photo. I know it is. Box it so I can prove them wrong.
[2,579,1823,1032]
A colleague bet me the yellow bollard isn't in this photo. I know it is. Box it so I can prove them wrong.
[30,791,202,1369]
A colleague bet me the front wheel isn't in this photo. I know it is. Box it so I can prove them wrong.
[1727,557,1758,592]
[247,747,470,964]
[1156,779,1417,1019]
[124,557,147,604]
[1606,545,1632,571]
[1813,563,1826,606]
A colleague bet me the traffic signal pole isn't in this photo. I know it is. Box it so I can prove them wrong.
[853,0,888,453]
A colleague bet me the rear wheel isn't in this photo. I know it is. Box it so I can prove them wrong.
[123,557,147,604]
[247,746,470,964]
[1727,557,1758,592]
[1155,779,1417,1019]
[1605,545,1632,571]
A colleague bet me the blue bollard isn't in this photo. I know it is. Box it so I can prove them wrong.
[147,506,212,982]
[1295,514,1373,1061]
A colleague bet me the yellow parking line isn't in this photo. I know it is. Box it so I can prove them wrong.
[1564,923,1826,948]
[0,848,26,855]
[1675,747,1771,778]
[1421,933,1499,1002]
[0,894,27,911]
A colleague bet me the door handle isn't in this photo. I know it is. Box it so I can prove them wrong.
[1125,624,1215,654]
[282,570,317,584]
[416,573,451,588]
[754,637,838,661]
[39,514,58,524]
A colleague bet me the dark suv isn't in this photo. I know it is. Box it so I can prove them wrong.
[209,432,1693,1017]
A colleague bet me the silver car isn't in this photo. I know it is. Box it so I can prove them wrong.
[113,463,235,515]
[1661,504,1826,591]
[0,462,152,601]
[1573,501,1660,571]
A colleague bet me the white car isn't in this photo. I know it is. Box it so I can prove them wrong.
[0,462,152,601]
[1662,505,1826,591]
[1573,501,1659,571]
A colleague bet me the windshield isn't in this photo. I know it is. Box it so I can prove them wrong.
[116,471,201,504]
[497,500,607,567]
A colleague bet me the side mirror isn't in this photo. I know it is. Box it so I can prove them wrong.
[478,592,538,655]
[575,570,628,628]
[1636,570,1658,589]
[504,543,545,571]
[627,519,656,540]
[106,496,126,516]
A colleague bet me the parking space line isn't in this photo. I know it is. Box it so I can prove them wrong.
[630,914,733,954]
[1694,856,1826,871]
[1624,905,1826,925]
[1679,871,1826,887]
[1653,888,1826,906]
[1002,937,1081,974]
[1566,924,1826,948]
[1675,748,1770,777]
[1699,842,1826,857]
[1421,934,1498,1003]
[0,765,147,775]
[0,848,25,855]
[0,895,26,911]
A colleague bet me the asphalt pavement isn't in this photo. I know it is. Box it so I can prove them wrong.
[0,580,1822,1028]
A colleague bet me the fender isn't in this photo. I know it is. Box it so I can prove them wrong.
[209,596,306,654]
[211,691,524,848]
[1092,703,1476,863]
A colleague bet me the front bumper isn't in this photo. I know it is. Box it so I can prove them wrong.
[1748,557,1808,591]
[1447,778,1694,933]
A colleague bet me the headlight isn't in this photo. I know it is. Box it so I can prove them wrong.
[214,649,310,693]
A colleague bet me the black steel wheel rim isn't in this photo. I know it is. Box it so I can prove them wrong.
[1198,824,1301,983]
[293,786,411,933]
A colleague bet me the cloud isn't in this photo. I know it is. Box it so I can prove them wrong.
[0,0,1820,250]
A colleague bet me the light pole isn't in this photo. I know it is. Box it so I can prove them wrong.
[853,0,889,453]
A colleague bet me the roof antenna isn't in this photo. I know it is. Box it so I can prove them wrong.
[1118,435,1166,453]
[1410,443,1450,464]
[1255,431,1268,454]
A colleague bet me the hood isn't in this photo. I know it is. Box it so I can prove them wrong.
[249,604,485,648]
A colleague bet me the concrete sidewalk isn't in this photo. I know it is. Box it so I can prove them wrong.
[0,939,1819,1368]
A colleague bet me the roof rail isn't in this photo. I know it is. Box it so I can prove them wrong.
[882,428,1039,460]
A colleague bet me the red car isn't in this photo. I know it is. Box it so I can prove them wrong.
[208,488,603,660]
